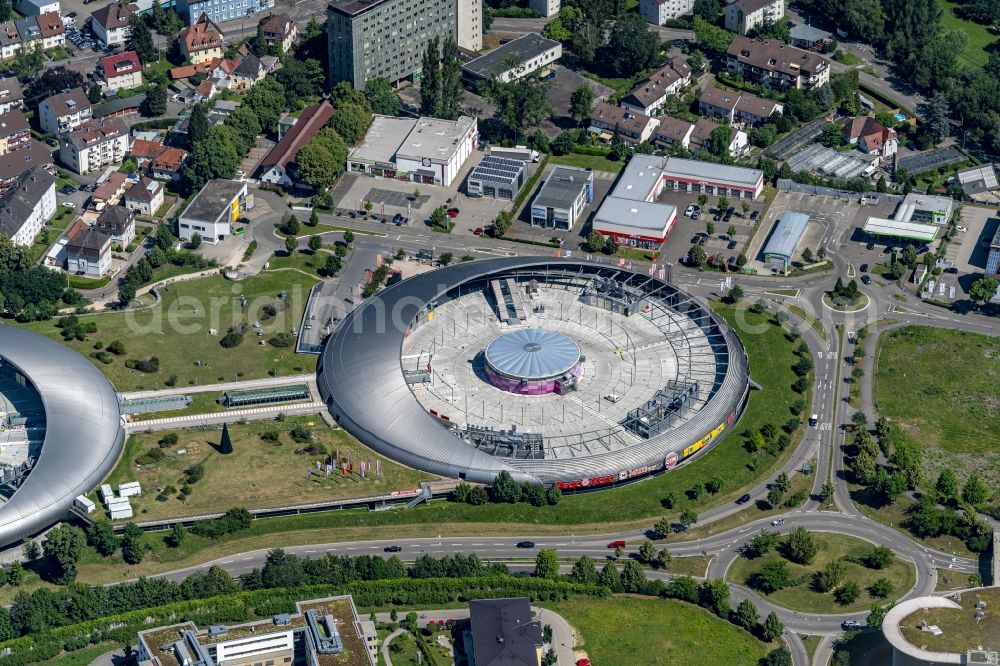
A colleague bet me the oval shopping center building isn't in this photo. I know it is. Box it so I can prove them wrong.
[319,257,750,489]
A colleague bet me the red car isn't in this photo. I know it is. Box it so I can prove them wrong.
[607,540,626,549]
[474,227,483,236]
[447,208,460,218]
[577,659,591,666]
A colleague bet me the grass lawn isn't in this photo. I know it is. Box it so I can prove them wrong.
[549,152,625,174]
[833,51,862,66]
[29,204,76,261]
[67,274,112,289]
[16,271,320,391]
[35,642,117,666]
[938,0,996,69]
[783,303,827,343]
[801,635,820,664]
[663,555,711,577]
[101,417,434,522]
[875,326,1000,485]
[544,596,773,665]
[898,587,1000,654]
[266,249,332,277]
[155,200,174,218]
[615,246,655,262]
[726,532,916,614]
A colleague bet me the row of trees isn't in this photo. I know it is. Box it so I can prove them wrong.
[450,470,562,506]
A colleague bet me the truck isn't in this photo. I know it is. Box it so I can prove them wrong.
[490,145,540,163]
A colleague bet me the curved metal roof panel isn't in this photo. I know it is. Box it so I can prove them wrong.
[485,329,580,380]
[318,257,749,485]
[0,325,125,547]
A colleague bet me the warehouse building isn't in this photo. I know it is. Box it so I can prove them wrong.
[529,166,593,230]
[177,179,250,244]
[762,211,810,275]
[591,155,678,249]
[462,33,561,83]
[659,155,764,199]
[861,192,955,244]
[466,155,528,199]
[347,115,477,187]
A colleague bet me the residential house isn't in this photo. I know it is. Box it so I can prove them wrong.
[468,598,543,666]
[0,109,31,155]
[588,101,659,145]
[257,13,296,53]
[653,115,694,151]
[727,35,830,90]
[724,0,784,35]
[789,24,831,50]
[698,86,740,123]
[100,51,143,92]
[0,22,21,60]
[843,116,898,160]
[15,17,43,52]
[639,0,694,26]
[230,53,264,91]
[91,171,130,208]
[734,91,783,125]
[0,140,53,192]
[0,77,24,113]
[38,88,92,135]
[0,165,56,246]
[36,11,65,49]
[257,100,335,187]
[58,118,130,174]
[91,2,137,47]
[151,147,188,180]
[12,0,59,18]
[124,176,164,216]
[93,204,136,248]
[193,79,217,102]
[64,218,112,277]
[179,13,224,65]
[690,117,748,157]
[620,56,691,116]
[130,137,166,169]
[176,0,275,25]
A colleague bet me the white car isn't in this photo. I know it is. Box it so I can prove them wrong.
[956,225,967,232]
[684,205,695,217]
[64,202,76,209]
[603,393,620,403]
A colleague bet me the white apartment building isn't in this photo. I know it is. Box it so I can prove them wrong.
[725,0,784,35]
[0,166,56,246]
[59,118,130,175]
[38,87,92,135]
[529,0,560,17]
[640,0,694,26]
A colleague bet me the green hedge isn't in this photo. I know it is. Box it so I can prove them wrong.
[0,577,606,665]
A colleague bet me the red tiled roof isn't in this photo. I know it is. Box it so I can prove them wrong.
[259,100,335,173]
[152,147,187,172]
[180,13,223,54]
[130,138,165,159]
[36,12,64,38]
[101,50,141,77]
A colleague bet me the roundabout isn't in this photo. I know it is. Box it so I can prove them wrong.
[822,291,871,313]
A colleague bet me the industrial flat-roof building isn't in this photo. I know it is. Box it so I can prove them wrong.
[177,179,250,244]
[592,154,678,249]
[762,211,810,275]
[468,597,543,666]
[956,163,997,199]
[347,114,477,187]
[530,166,593,230]
[862,192,956,244]
[466,155,527,199]
[862,217,939,243]
[660,155,764,199]
[462,33,562,83]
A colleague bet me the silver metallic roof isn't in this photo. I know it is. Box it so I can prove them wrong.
[0,325,125,547]
[485,329,581,380]
[317,258,749,485]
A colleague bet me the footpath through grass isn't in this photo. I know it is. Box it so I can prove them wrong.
[875,326,1000,487]
[544,596,774,665]
[17,271,319,391]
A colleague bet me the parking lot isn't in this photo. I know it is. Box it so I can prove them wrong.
[656,190,768,267]
[945,204,998,276]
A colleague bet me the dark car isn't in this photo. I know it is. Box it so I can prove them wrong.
[860,263,868,273]
[698,236,708,245]
[384,545,402,553]
[691,235,702,243]
[726,206,735,215]
[516,541,535,549]
[750,210,759,220]
[861,274,872,285]
[59,185,76,195]
[713,214,720,222]
[66,10,77,17]
[727,240,738,250]
[842,620,861,630]
[736,493,752,505]
[944,266,958,274]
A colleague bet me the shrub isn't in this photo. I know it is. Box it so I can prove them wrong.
[106,340,126,355]
[90,351,113,364]
[290,424,312,443]
[135,448,166,466]
[159,433,179,448]
[126,357,160,373]
[185,463,205,484]
[220,330,244,348]
[269,333,294,348]
[261,431,280,443]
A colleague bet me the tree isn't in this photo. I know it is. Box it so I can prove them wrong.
[322,254,342,277]
[22,541,40,561]
[835,581,860,605]
[935,468,959,504]
[620,560,646,592]
[284,237,297,254]
[363,77,401,116]
[923,91,952,144]
[569,85,594,126]
[11,43,44,81]
[420,37,442,117]
[188,102,210,146]
[297,128,349,191]
[709,125,732,158]
[42,524,85,584]
[329,103,370,145]
[820,122,843,147]
[865,546,894,570]
[867,602,892,629]
[761,611,784,641]
[86,521,118,557]
[343,230,355,244]
[143,84,167,116]
[242,78,285,132]
[962,472,988,505]
[802,247,814,264]
[653,517,672,538]
[120,522,145,564]
[814,559,847,592]
[87,82,104,104]
[718,196,729,213]
[638,540,657,564]
[694,0,721,19]
[775,472,790,493]
[969,278,999,307]
[748,561,791,593]
[261,549,304,588]
[480,75,552,144]
[596,13,659,76]
[546,484,562,505]
[698,578,730,617]
[126,14,156,64]
[167,523,186,548]
[697,194,708,208]
[762,647,792,666]
[439,35,463,120]
[307,235,323,253]
[869,578,893,598]
[693,15,734,53]
[275,58,325,107]
[686,244,707,267]
[734,599,759,630]
[490,470,521,503]
[783,527,817,564]
[183,125,241,191]
[599,562,622,592]
[679,508,697,529]
[570,555,598,584]
[767,485,784,508]
[534,548,559,578]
